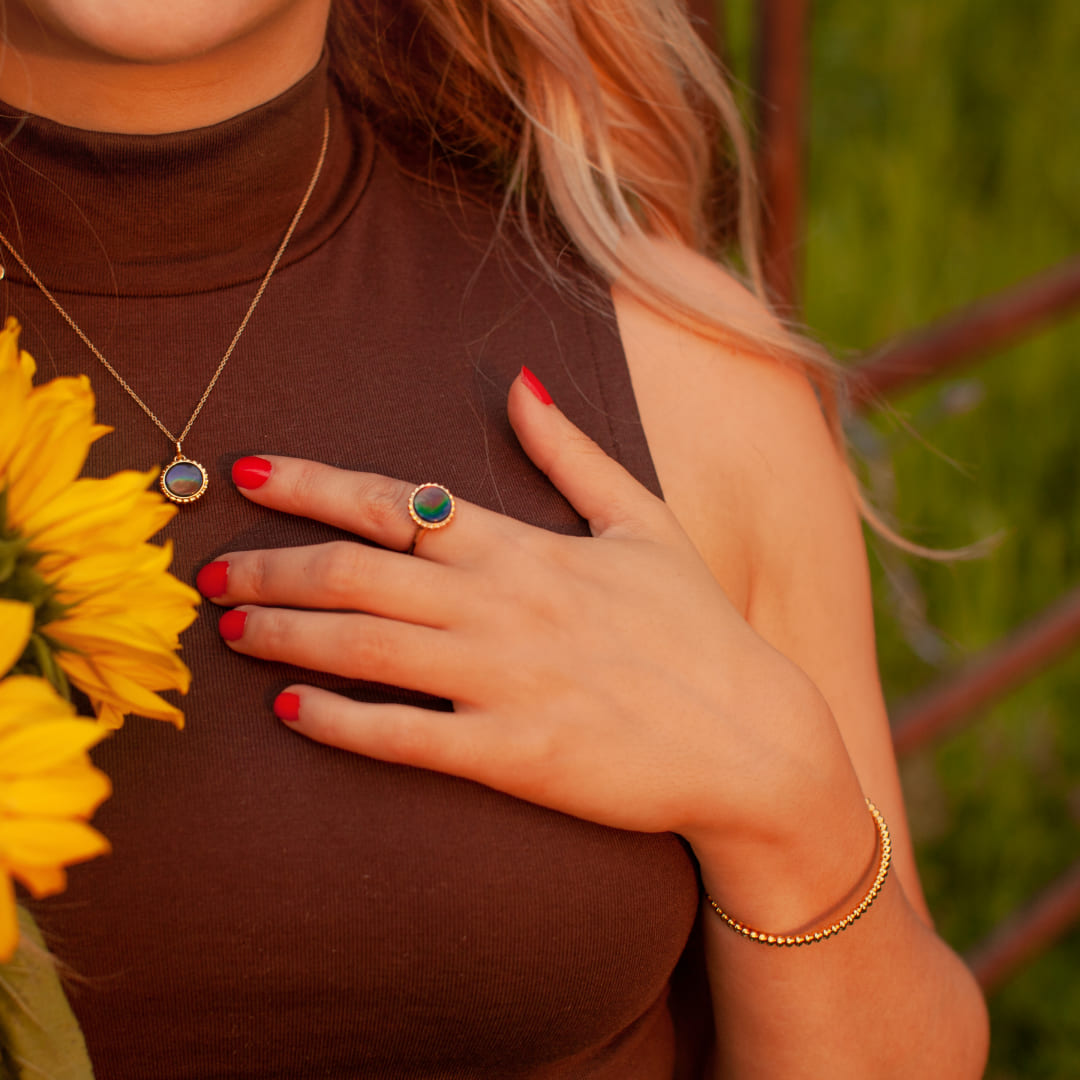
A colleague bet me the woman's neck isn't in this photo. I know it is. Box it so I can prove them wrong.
[0,51,367,298]
[0,0,330,133]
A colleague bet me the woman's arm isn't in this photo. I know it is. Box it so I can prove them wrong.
[615,245,989,1078]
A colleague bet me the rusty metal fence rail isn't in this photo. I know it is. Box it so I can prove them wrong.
[690,0,1080,994]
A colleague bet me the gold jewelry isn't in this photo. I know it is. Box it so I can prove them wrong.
[705,796,892,946]
[406,483,456,555]
[0,107,331,505]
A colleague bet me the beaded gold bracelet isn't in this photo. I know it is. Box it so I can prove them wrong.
[705,797,892,947]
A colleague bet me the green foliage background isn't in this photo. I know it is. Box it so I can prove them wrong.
[722,2,1080,1075]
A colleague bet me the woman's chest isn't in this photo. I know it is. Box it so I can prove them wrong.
[17,191,700,1077]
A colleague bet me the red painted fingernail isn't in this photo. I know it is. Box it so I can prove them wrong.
[232,456,272,489]
[218,609,247,641]
[196,560,229,598]
[273,692,301,723]
[520,366,553,405]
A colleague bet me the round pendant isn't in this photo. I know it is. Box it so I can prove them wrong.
[161,456,208,504]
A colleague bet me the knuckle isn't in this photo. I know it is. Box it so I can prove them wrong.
[487,526,535,573]
[318,542,366,603]
[513,720,558,767]
[565,427,601,456]
[253,608,289,656]
[543,442,576,480]
[381,712,435,764]
[550,429,600,475]
[342,624,396,680]
[519,586,569,634]
[245,549,271,598]
[290,459,324,505]
[483,547,581,634]
[359,476,408,535]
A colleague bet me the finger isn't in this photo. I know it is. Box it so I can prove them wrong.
[218,606,474,700]
[508,367,671,538]
[229,456,501,564]
[271,685,485,778]
[196,541,468,628]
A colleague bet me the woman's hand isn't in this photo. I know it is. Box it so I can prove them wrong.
[197,368,851,853]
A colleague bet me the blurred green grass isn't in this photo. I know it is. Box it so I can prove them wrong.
[723,1,1080,1074]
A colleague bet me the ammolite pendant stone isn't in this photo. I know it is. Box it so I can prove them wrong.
[161,457,208,504]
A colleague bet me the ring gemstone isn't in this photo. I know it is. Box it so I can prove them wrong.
[409,483,455,528]
[161,458,208,503]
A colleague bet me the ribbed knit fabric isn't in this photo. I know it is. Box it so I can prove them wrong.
[4,57,704,1078]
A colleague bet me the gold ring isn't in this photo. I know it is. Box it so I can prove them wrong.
[406,483,456,554]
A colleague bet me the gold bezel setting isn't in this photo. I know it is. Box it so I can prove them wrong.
[161,456,209,504]
[407,483,456,530]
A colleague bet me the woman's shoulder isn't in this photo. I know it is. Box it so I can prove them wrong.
[611,239,856,616]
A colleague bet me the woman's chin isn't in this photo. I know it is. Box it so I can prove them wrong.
[6,0,301,64]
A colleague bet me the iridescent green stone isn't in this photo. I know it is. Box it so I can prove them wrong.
[412,484,453,524]
[163,460,206,500]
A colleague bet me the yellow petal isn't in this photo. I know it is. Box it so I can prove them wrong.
[52,542,202,616]
[69,633,191,681]
[6,376,96,522]
[56,640,191,696]
[0,599,34,678]
[0,317,33,386]
[0,317,36,387]
[61,588,200,640]
[0,763,111,818]
[84,655,190,696]
[48,613,175,658]
[0,719,108,775]
[12,864,66,899]
[20,468,164,549]
[77,493,178,550]
[56,654,185,728]
[0,872,16,962]
[95,703,125,730]
[0,316,21,368]
[38,539,190,597]
[0,368,29,478]
[0,818,110,868]
[0,676,75,735]
[50,542,175,596]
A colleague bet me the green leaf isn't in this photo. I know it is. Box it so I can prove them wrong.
[27,635,70,700]
[0,907,95,1079]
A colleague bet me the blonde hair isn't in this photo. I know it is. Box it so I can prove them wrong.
[327,0,844,433]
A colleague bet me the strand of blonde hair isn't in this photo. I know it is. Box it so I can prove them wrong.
[328,0,945,554]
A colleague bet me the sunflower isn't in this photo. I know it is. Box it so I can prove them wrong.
[0,599,111,962]
[0,317,199,728]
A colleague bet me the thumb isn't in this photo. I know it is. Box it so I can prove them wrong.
[508,366,665,537]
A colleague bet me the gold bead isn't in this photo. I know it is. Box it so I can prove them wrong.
[706,796,891,947]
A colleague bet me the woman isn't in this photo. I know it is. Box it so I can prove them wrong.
[2,0,988,1076]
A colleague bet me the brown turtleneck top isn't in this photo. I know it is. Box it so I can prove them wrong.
[3,59,705,1078]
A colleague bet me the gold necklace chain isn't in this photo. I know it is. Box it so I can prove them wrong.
[0,106,330,504]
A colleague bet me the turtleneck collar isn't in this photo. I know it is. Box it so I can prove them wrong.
[0,54,372,297]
